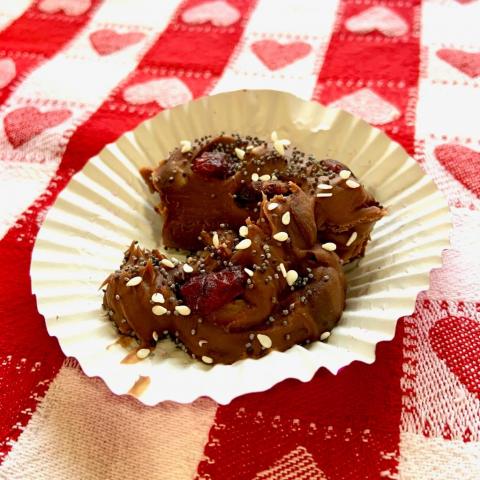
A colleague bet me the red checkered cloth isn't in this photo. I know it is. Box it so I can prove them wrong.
[1,1,479,478]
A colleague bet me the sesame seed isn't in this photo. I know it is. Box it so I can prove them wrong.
[202,355,213,364]
[244,268,254,277]
[316,192,333,198]
[320,331,331,341]
[181,264,193,274]
[175,305,191,316]
[161,259,175,268]
[212,232,220,249]
[239,225,249,237]
[282,211,291,225]
[126,276,142,287]
[246,145,254,151]
[152,305,167,316]
[286,270,298,286]
[180,140,192,153]
[251,173,259,181]
[199,340,208,347]
[136,348,150,359]
[235,239,252,250]
[279,139,291,146]
[279,263,287,278]
[273,140,285,156]
[257,333,273,349]
[260,174,271,181]
[235,147,246,160]
[151,293,165,303]
[273,232,289,242]
[271,131,278,141]
[346,179,360,189]
[267,202,279,211]
[322,242,337,252]
[152,331,159,341]
[339,169,351,179]
[346,231,358,247]
[318,184,333,190]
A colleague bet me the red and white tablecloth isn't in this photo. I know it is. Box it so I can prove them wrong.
[1,0,479,478]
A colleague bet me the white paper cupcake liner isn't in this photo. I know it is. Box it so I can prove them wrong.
[30,90,451,405]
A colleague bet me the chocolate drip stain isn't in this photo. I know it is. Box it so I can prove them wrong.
[128,376,151,397]
[107,336,135,350]
[121,350,144,365]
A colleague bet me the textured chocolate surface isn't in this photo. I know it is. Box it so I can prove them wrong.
[103,135,385,364]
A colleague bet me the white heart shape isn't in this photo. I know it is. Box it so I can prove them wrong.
[38,0,91,16]
[345,6,408,37]
[182,0,240,27]
[123,78,193,109]
[0,162,57,241]
[0,58,16,89]
[329,88,400,125]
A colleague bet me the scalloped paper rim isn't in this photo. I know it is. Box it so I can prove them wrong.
[30,90,451,405]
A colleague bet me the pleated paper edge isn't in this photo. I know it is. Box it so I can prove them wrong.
[30,89,452,405]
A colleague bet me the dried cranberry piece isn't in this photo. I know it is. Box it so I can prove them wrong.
[192,151,234,179]
[180,267,247,314]
[320,159,344,175]
[256,180,290,196]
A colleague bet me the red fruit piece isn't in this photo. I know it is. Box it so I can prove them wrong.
[192,151,235,179]
[257,180,290,196]
[180,267,246,314]
[320,159,345,175]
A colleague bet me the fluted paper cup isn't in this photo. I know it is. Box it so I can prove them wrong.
[30,90,451,405]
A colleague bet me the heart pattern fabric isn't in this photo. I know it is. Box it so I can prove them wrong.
[181,1,240,27]
[0,58,16,88]
[345,6,408,37]
[434,144,480,197]
[436,49,480,78]
[123,78,193,109]
[329,88,400,125]
[429,250,480,301]
[38,0,91,16]
[89,30,145,56]
[254,446,329,480]
[429,316,480,400]
[4,107,71,148]
[251,40,312,71]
